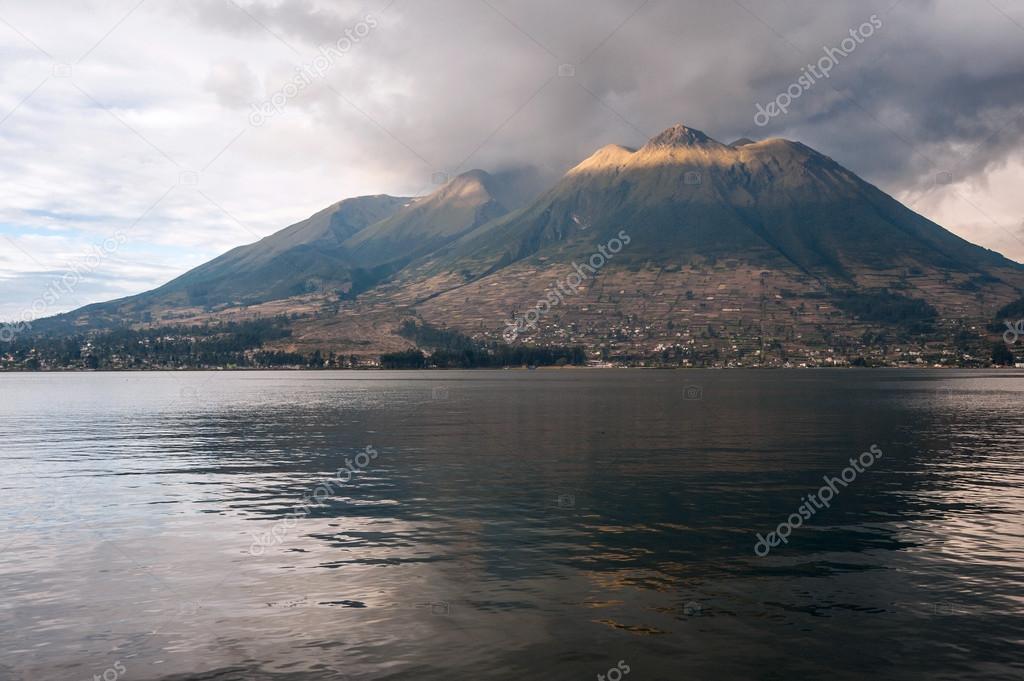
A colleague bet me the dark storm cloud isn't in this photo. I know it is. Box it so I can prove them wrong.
[3,0,1022,319]
[192,0,1024,195]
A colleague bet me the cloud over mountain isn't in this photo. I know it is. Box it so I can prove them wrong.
[2,0,1024,321]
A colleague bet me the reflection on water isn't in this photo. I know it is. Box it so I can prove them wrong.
[1,370,1022,680]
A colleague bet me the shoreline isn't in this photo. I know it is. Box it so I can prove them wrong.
[0,365,1020,373]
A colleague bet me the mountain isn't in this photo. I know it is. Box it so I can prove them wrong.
[23,123,1024,367]
[427,124,1019,282]
[394,124,1023,365]
[47,170,515,329]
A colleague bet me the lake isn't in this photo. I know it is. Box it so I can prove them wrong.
[1,369,1022,680]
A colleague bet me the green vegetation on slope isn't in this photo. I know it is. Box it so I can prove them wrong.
[0,318,298,370]
[386,320,586,368]
[831,289,938,333]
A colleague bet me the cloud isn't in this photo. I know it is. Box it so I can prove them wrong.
[1,0,1023,321]
[203,60,260,109]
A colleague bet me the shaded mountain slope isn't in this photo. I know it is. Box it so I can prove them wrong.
[137,194,413,309]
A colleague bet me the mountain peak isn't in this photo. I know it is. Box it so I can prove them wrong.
[567,143,636,175]
[435,169,498,203]
[440,168,494,192]
[450,168,492,184]
[644,124,719,148]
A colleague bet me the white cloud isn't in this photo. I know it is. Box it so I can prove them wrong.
[904,152,1024,264]
[1,0,1023,323]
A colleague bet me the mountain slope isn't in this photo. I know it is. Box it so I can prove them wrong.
[159,194,413,306]
[342,170,509,268]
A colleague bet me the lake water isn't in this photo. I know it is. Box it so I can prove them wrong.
[1,369,1022,680]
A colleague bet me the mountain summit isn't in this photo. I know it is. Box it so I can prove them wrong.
[643,123,721,148]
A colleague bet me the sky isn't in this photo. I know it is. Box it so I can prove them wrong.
[1,0,1023,321]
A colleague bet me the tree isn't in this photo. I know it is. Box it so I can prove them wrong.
[380,349,426,369]
[991,342,1015,366]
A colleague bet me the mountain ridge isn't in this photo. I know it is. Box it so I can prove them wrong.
[415,129,1020,288]
[22,122,1024,367]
